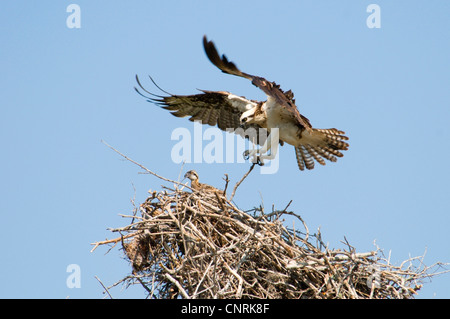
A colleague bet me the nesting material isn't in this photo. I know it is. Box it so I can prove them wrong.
[92,179,446,299]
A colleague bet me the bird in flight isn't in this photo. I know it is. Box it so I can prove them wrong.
[135,36,349,171]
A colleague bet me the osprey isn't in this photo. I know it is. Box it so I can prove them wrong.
[184,170,220,193]
[135,36,349,171]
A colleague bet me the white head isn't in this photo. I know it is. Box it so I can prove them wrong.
[240,108,256,125]
[240,104,265,126]
[184,170,199,181]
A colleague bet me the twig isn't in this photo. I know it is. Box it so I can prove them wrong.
[95,276,113,299]
[222,174,230,196]
[229,163,256,201]
[101,140,194,191]
[165,273,190,299]
[91,163,449,299]
[90,232,138,252]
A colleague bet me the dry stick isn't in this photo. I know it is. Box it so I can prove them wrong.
[214,191,226,211]
[193,258,216,298]
[165,273,190,299]
[91,166,449,299]
[101,140,195,191]
[90,232,138,252]
[229,163,256,201]
[222,174,230,196]
[95,276,114,299]
[225,263,244,298]
[136,276,154,296]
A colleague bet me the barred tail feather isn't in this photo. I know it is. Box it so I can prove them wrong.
[295,128,349,171]
[295,146,314,170]
[315,128,349,151]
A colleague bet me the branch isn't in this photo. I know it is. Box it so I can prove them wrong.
[222,173,230,196]
[90,232,138,252]
[95,276,114,299]
[229,163,256,201]
[164,273,191,299]
[101,140,195,191]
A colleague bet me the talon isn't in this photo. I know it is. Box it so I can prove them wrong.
[257,157,264,166]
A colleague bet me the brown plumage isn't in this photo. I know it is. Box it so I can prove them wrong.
[135,36,349,171]
[184,170,220,193]
[184,170,227,211]
[135,76,273,147]
[202,36,348,171]
[202,36,313,132]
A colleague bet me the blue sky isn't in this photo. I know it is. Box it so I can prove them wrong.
[1,1,449,298]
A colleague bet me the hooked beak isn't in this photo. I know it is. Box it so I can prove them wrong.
[239,116,249,128]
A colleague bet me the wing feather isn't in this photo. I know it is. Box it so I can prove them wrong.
[135,75,268,145]
[203,35,312,131]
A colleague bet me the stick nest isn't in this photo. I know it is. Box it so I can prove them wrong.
[92,179,447,299]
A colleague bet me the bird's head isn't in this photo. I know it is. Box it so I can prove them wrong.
[240,105,265,127]
[184,170,199,181]
[240,108,257,126]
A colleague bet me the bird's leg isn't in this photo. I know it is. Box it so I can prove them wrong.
[245,130,279,165]
[243,129,279,166]
[257,129,279,165]
[242,127,263,164]
[243,148,260,164]
[243,141,262,164]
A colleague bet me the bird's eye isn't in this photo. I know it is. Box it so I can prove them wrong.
[241,117,247,123]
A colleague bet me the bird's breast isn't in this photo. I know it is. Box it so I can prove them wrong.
[264,102,301,146]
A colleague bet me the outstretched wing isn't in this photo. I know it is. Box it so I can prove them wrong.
[135,75,270,146]
[203,36,312,131]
